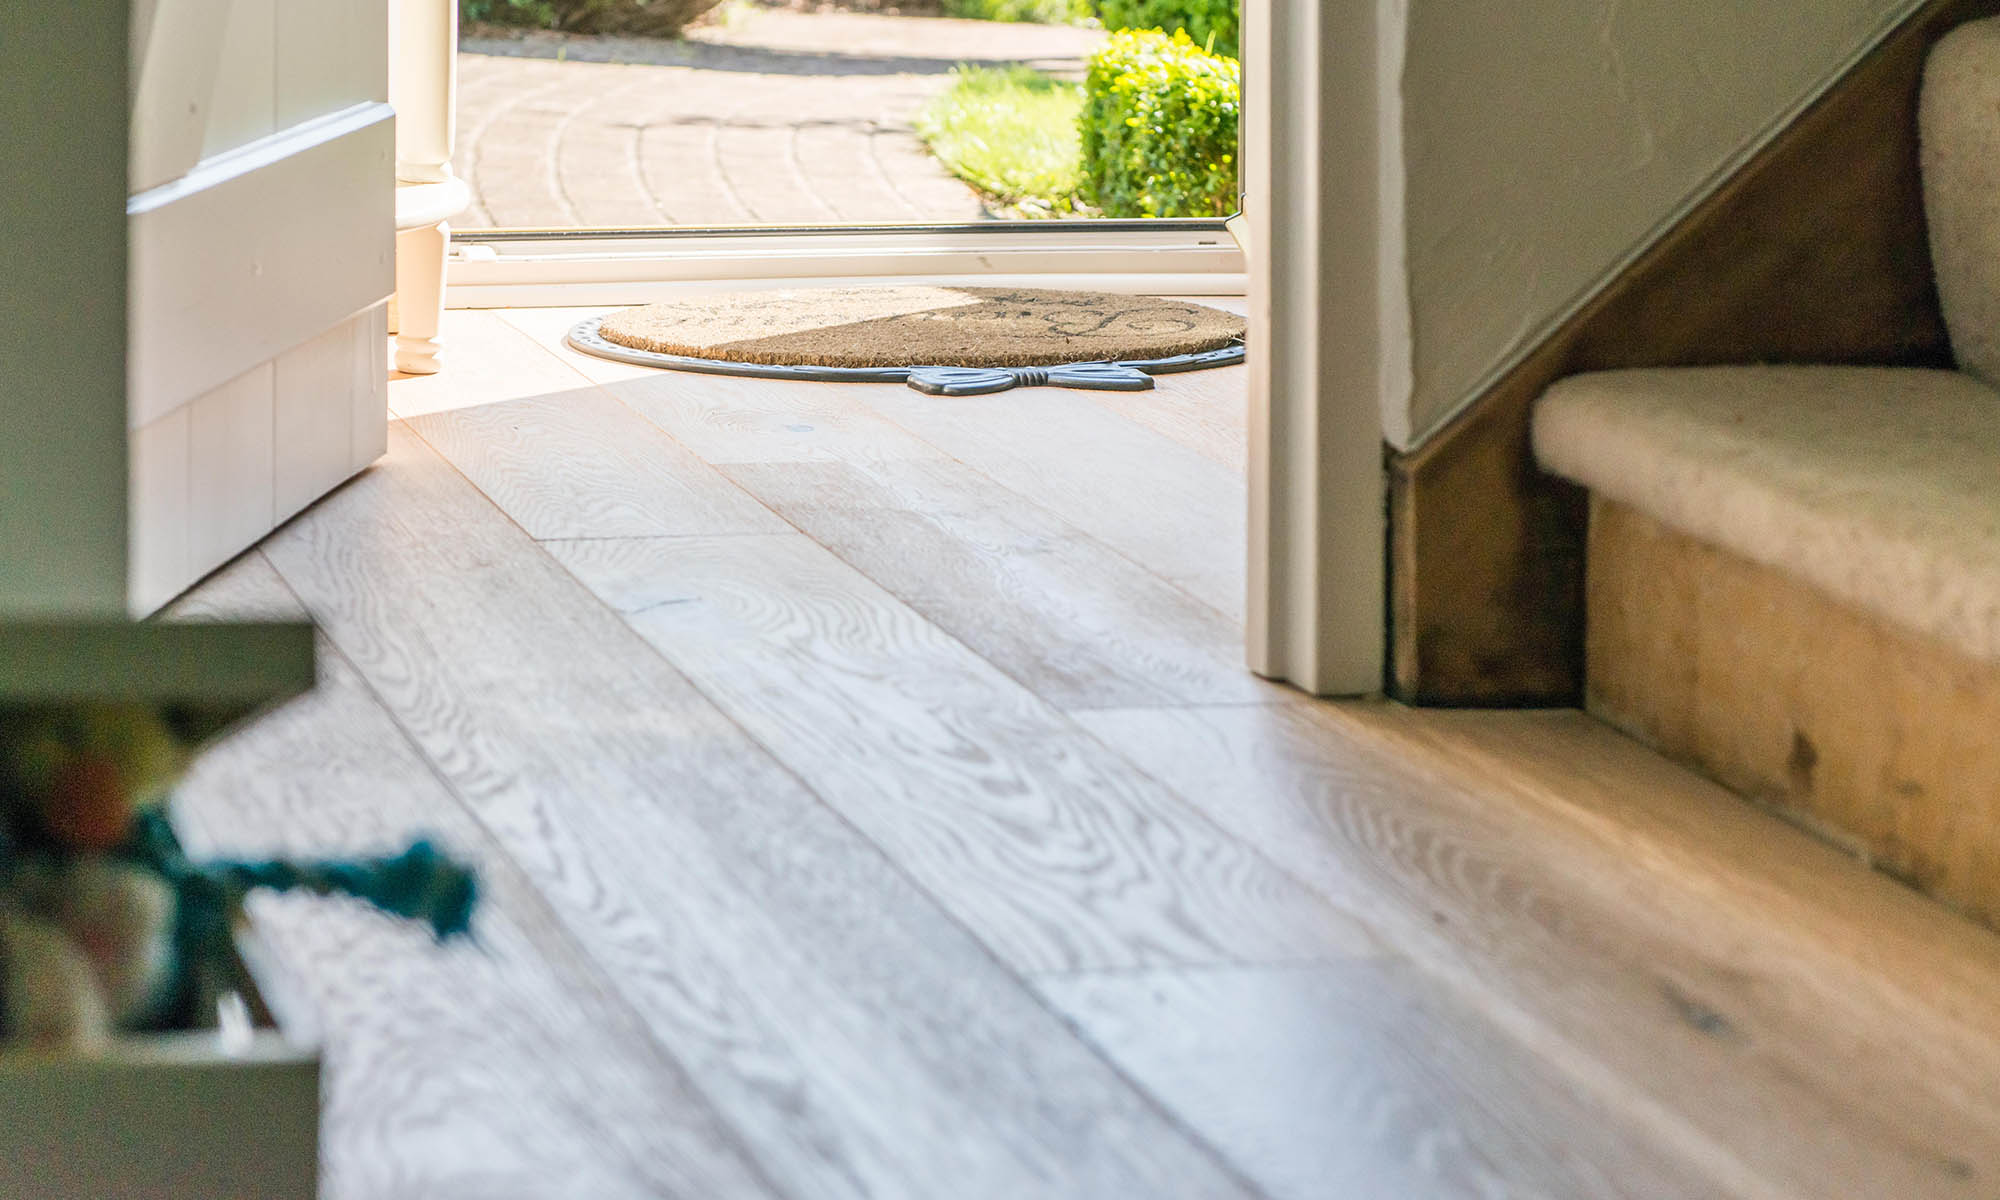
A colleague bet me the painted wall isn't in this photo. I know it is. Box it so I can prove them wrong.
[1392,0,1925,446]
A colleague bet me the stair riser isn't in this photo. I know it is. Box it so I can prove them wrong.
[1585,496,2000,926]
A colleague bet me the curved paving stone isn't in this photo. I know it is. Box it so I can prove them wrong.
[456,9,1104,229]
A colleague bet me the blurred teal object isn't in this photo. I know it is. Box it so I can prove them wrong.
[125,810,477,1028]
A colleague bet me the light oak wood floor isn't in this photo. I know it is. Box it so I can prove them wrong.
[169,305,2000,1200]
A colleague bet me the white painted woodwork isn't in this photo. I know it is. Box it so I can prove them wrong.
[390,0,469,372]
[129,308,389,613]
[280,0,390,129]
[1243,0,1389,694]
[395,220,452,373]
[128,105,395,428]
[391,0,458,184]
[118,0,395,614]
[443,226,1243,309]
[130,0,163,72]
[200,0,276,160]
[279,309,390,522]
[188,364,278,580]
[128,408,193,617]
[353,307,392,467]
[127,0,234,193]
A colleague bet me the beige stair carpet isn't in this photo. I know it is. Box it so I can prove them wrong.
[1922,16,2000,389]
[1534,364,2000,662]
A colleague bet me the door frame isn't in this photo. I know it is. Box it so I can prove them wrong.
[444,221,1247,306]
[1243,0,1393,694]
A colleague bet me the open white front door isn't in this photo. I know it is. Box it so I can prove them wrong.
[126,0,395,613]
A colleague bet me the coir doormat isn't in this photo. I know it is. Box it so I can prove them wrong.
[567,285,1246,396]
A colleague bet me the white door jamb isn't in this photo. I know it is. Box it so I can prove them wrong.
[1244,0,1397,695]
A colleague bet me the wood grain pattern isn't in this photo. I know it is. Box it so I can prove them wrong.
[1101,297,1250,467]
[1039,961,1711,1200]
[610,372,950,466]
[397,308,796,540]
[257,424,1269,1200]
[720,458,1275,710]
[505,300,1247,615]
[404,389,789,541]
[1586,496,2000,927]
[1072,357,1248,471]
[167,555,777,1200]
[496,305,679,386]
[145,319,2000,1197]
[546,530,1370,973]
[845,382,1247,622]
[1077,702,2000,1200]
[385,309,597,419]
[1388,0,2000,706]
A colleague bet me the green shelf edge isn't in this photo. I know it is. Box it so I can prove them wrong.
[0,620,316,714]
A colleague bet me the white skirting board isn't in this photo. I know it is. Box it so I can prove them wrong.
[129,305,388,615]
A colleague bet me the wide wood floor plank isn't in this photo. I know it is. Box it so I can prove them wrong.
[496,305,672,386]
[256,425,1265,1200]
[1039,961,1711,1200]
[169,555,776,1200]
[486,316,1263,709]
[1075,364,1247,472]
[842,383,1246,621]
[610,372,950,466]
[720,458,1275,710]
[547,531,1371,974]
[405,388,790,540]
[501,310,949,467]
[1076,702,2000,1200]
[505,302,1251,473]
[386,310,596,420]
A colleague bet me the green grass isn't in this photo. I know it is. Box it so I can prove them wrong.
[915,66,1089,216]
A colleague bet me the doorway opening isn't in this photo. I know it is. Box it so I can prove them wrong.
[451,0,1241,234]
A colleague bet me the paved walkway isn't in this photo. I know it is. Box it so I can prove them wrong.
[455,9,1104,228]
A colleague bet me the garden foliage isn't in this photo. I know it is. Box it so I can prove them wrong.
[1095,0,1236,58]
[942,0,1094,24]
[460,0,722,37]
[1079,29,1239,218]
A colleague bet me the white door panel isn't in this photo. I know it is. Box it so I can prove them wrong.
[126,0,393,614]
[128,0,233,193]
[200,0,276,160]
[128,105,395,427]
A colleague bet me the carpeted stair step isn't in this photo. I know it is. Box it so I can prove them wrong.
[1526,16,2000,927]
[1534,367,2000,924]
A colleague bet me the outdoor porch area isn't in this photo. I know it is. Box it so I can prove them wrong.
[452,10,1104,227]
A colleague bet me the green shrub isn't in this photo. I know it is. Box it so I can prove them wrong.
[1096,0,1235,58]
[460,0,556,26]
[941,0,1093,24]
[459,0,721,36]
[1079,29,1238,218]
